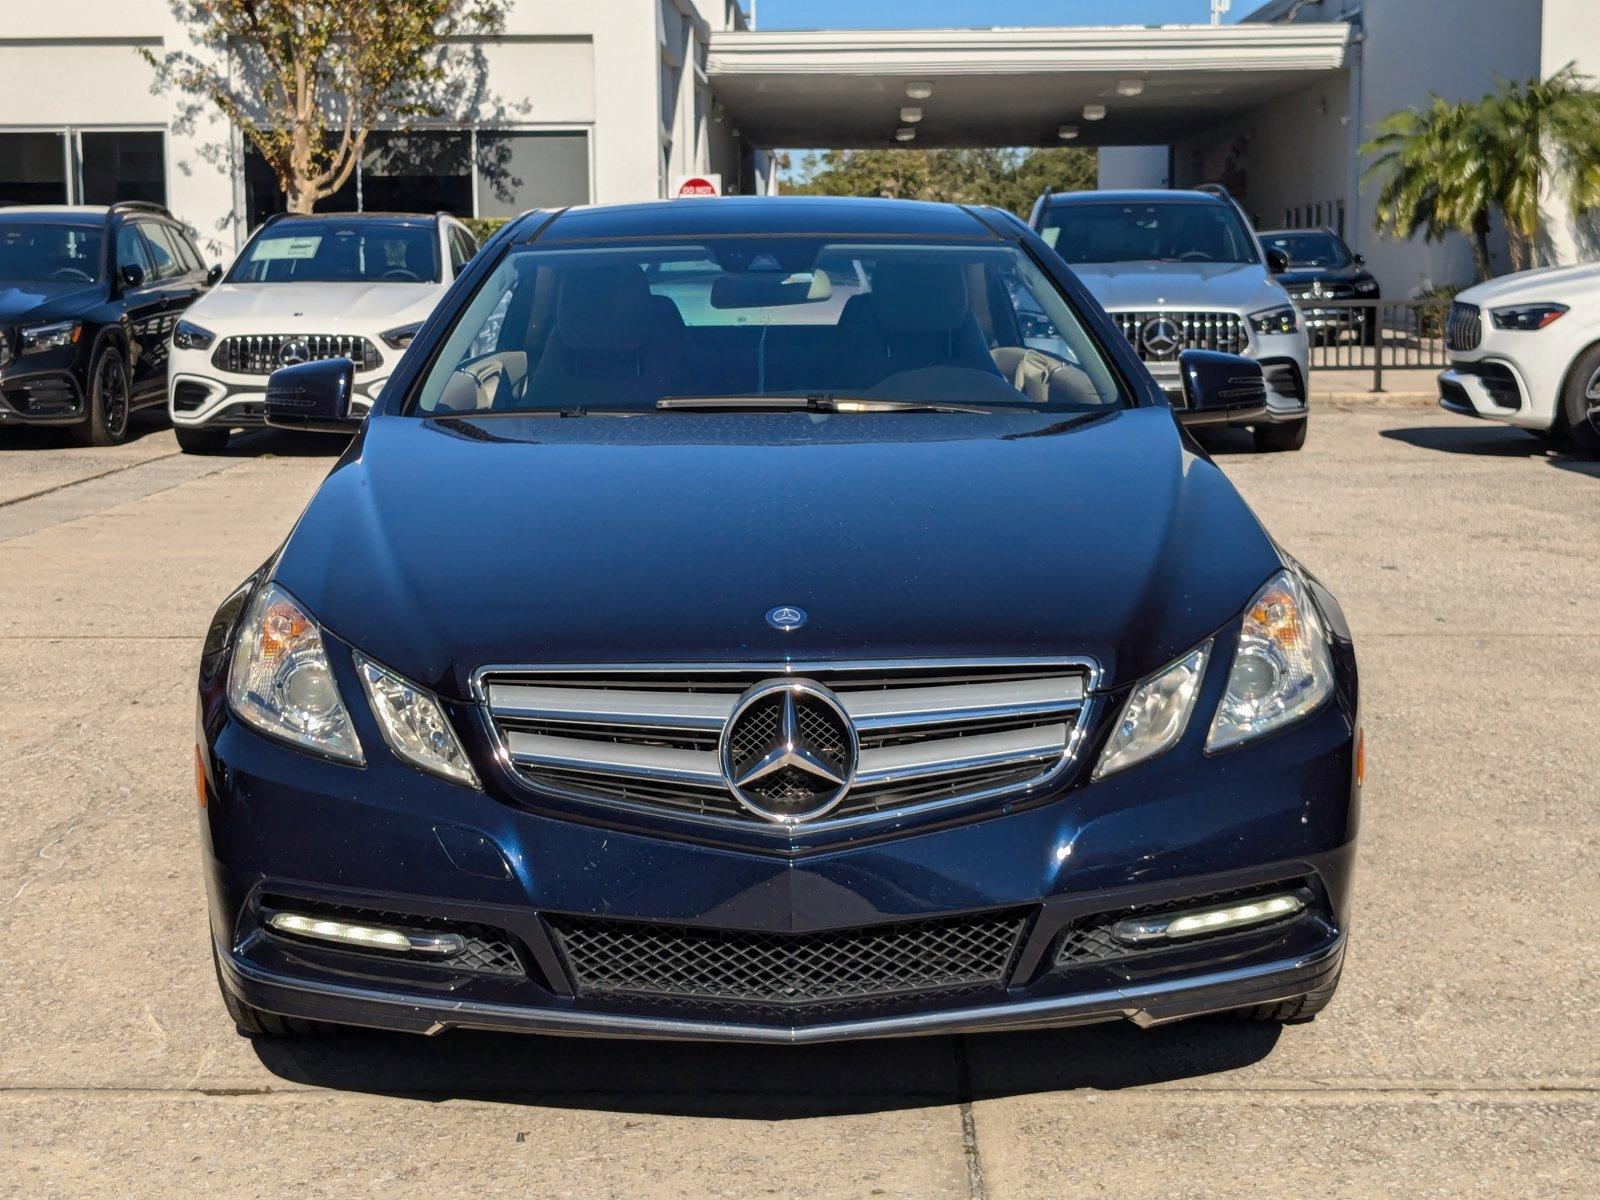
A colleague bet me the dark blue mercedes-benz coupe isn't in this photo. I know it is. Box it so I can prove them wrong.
[197,197,1361,1043]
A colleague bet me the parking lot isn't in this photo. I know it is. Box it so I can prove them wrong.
[1,403,1596,1199]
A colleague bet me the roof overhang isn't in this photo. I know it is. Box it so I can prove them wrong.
[707,23,1354,148]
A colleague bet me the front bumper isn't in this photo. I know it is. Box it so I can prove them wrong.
[0,360,86,425]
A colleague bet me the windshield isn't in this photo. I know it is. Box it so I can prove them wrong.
[1262,232,1352,269]
[410,238,1127,416]
[227,219,439,284]
[1039,201,1258,266]
[0,222,103,284]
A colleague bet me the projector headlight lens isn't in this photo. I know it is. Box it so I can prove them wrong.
[1207,570,1335,752]
[228,583,363,764]
[1489,303,1567,331]
[355,653,479,788]
[1094,642,1211,780]
[1249,304,1299,335]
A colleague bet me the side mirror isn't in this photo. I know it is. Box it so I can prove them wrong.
[1177,350,1269,424]
[1353,253,1366,267]
[206,264,223,286]
[120,262,145,289]
[1265,248,1290,275]
[265,359,364,434]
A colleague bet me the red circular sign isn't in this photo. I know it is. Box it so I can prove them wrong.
[676,177,719,197]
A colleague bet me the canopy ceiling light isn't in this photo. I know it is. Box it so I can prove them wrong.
[905,82,933,100]
[900,106,923,123]
[895,127,917,142]
[1083,104,1107,121]
[1058,125,1079,140]
[1116,79,1146,97]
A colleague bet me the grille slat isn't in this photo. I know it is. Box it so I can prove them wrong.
[1112,309,1248,359]
[1446,301,1482,352]
[481,661,1093,828]
[551,910,1029,1007]
[214,333,380,375]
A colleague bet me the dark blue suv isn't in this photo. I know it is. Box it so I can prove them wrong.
[198,197,1360,1043]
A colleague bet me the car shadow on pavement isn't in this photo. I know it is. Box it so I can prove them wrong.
[0,409,171,450]
[249,1018,1281,1118]
[218,428,352,458]
[1380,424,1600,478]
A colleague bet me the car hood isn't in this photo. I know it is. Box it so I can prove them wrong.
[1067,261,1284,313]
[1457,262,1600,306]
[272,408,1283,699]
[0,281,102,327]
[189,281,443,330]
[1276,265,1371,288]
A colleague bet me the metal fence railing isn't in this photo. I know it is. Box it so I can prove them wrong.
[1298,298,1453,391]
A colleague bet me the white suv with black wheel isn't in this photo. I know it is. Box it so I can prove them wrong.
[1030,186,1311,451]
[167,212,476,453]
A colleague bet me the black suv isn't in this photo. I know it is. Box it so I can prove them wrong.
[0,202,219,445]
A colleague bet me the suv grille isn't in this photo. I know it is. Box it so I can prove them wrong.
[550,909,1029,1007]
[1446,302,1482,352]
[1112,310,1247,359]
[213,333,380,375]
[479,661,1095,829]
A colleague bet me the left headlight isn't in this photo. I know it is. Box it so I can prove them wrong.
[20,319,81,354]
[1489,303,1568,331]
[1207,570,1335,753]
[1249,305,1299,336]
[1094,642,1211,780]
[172,319,215,350]
[227,582,363,764]
[354,653,479,788]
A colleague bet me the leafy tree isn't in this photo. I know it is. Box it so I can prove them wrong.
[144,1,505,214]
[1362,65,1600,279]
[782,147,1097,217]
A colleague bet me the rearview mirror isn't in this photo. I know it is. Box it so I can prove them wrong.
[710,271,830,309]
[265,359,364,434]
[1177,350,1268,424]
[1265,248,1290,274]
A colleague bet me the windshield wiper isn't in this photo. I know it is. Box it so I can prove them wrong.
[656,394,984,414]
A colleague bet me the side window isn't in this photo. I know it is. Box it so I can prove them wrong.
[115,224,154,282]
[139,222,186,280]
[448,226,475,276]
[172,227,206,274]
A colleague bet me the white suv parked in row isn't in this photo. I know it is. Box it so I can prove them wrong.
[167,212,476,453]
[1439,263,1600,457]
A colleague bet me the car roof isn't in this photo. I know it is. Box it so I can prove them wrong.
[1041,190,1227,207]
[532,196,999,243]
[0,205,107,225]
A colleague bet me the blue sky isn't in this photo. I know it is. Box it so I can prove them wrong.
[751,1,1247,29]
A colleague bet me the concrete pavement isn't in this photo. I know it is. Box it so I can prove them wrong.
[1,407,1596,1198]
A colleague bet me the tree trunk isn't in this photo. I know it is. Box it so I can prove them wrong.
[1506,227,1532,274]
[1470,209,1493,282]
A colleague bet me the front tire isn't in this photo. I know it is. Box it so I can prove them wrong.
[1561,344,1600,458]
[175,424,231,455]
[213,947,333,1037]
[1253,417,1308,452]
[70,342,133,447]
[1231,963,1342,1024]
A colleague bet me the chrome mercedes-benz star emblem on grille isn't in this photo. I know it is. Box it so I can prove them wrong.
[719,680,858,824]
[1139,317,1182,359]
[278,338,312,367]
[765,605,807,631]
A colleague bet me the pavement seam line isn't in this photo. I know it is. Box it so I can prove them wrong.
[0,450,181,510]
[0,453,250,545]
[954,1037,987,1200]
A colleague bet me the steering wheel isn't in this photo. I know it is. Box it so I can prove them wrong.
[381,268,422,282]
[1177,251,1212,262]
[50,267,93,283]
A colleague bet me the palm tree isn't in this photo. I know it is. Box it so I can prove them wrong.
[1476,65,1600,271]
[1362,97,1492,280]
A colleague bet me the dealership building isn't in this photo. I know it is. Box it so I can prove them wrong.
[2,0,1596,295]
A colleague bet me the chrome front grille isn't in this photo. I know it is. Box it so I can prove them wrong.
[213,333,380,375]
[1445,301,1482,352]
[479,661,1095,830]
[1112,310,1248,359]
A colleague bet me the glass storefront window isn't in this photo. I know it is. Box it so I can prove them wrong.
[81,131,166,206]
[0,133,69,206]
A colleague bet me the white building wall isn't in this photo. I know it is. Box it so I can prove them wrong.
[1097,146,1169,190]
[1539,0,1600,264]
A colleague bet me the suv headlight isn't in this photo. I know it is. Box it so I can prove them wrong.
[1489,303,1567,331]
[1353,277,1379,295]
[1249,305,1299,336]
[1207,570,1335,752]
[354,653,479,788]
[173,319,215,350]
[1094,642,1211,780]
[20,319,81,354]
[380,322,421,350]
[227,582,363,764]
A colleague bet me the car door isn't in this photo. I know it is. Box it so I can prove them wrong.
[113,222,168,396]
[134,221,205,394]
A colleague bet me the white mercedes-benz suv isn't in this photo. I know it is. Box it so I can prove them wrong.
[1438,263,1600,457]
[167,211,476,453]
[1030,186,1311,451]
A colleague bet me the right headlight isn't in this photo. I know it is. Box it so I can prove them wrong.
[1249,305,1299,336]
[1094,642,1211,780]
[354,653,479,788]
[1206,570,1335,753]
[227,582,363,764]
